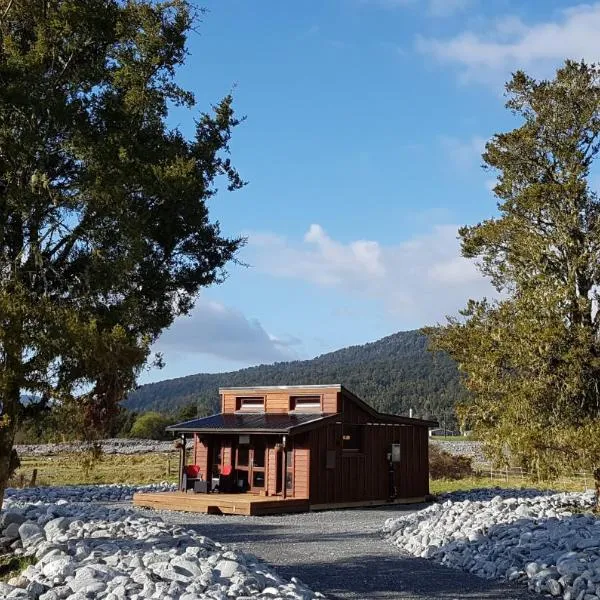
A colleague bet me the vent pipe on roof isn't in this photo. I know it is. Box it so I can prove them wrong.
[409,408,413,418]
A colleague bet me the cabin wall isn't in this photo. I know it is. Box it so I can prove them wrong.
[307,422,429,505]
[293,447,310,499]
[221,388,340,414]
[192,434,210,480]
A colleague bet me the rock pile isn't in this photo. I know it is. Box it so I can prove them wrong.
[1,486,323,600]
[4,483,176,505]
[429,440,488,467]
[15,439,175,456]
[383,489,599,599]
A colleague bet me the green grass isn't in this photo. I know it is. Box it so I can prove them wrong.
[10,452,181,487]
[9,451,591,499]
[431,435,474,442]
[0,555,36,582]
[429,473,591,496]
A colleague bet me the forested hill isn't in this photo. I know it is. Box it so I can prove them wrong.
[123,330,465,423]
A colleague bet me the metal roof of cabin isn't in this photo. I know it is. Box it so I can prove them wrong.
[166,412,337,435]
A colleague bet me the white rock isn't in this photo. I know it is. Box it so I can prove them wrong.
[383,488,597,600]
[19,522,45,548]
[1,483,322,600]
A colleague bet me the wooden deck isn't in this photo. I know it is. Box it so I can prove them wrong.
[132,491,309,516]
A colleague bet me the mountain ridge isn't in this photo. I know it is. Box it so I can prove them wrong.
[123,329,464,424]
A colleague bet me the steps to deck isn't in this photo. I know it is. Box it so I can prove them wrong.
[132,491,309,516]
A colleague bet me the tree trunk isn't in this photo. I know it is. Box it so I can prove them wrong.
[0,383,20,509]
[594,467,600,513]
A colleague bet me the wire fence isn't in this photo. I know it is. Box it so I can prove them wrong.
[477,466,594,491]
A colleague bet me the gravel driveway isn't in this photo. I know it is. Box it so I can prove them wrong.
[136,503,535,600]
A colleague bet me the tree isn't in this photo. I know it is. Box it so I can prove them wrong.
[0,0,245,504]
[175,401,211,422]
[426,61,600,492]
[129,411,173,440]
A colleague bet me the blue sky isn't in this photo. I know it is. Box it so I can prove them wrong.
[140,0,600,383]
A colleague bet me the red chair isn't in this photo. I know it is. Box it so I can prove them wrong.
[182,465,202,491]
[217,464,235,493]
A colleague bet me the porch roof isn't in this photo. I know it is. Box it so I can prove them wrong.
[166,412,337,435]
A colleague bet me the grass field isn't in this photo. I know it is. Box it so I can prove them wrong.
[9,451,593,496]
[429,473,592,495]
[10,452,180,487]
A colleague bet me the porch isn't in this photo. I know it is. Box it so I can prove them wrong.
[132,491,309,516]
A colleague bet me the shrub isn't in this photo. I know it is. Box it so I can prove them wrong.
[429,444,473,480]
[129,412,174,440]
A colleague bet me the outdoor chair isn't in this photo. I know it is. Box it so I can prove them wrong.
[182,464,203,492]
[216,464,236,493]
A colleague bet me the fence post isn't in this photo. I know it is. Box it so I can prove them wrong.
[29,469,37,487]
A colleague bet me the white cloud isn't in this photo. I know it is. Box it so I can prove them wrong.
[155,297,300,363]
[439,135,487,170]
[417,3,600,83]
[246,224,495,325]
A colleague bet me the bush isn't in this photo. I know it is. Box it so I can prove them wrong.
[429,444,473,480]
[129,412,174,440]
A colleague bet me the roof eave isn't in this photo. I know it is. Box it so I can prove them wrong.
[171,427,291,435]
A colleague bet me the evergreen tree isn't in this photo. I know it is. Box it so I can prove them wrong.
[0,0,244,503]
[426,61,600,495]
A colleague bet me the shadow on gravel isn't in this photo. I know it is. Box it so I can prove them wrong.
[275,554,536,600]
[184,521,371,545]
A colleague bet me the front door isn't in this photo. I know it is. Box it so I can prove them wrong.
[250,439,266,492]
[235,439,266,493]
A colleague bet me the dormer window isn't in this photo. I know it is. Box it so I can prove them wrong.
[236,397,265,412]
[290,395,321,412]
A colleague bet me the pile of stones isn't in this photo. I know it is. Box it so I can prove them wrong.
[15,439,175,456]
[429,440,488,467]
[4,483,176,506]
[0,485,323,600]
[383,488,599,599]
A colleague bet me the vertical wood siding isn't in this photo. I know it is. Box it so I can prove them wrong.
[293,448,310,498]
[308,421,429,504]
[193,435,210,480]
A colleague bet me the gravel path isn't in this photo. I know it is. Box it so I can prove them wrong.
[137,503,535,600]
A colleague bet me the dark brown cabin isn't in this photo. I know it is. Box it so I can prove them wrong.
[165,384,436,510]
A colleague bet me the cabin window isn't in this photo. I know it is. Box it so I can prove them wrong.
[290,395,321,412]
[342,424,363,452]
[237,446,249,467]
[285,449,294,491]
[236,396,265,412]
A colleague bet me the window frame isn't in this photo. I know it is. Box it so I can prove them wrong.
[289,395,322,412]
[235,396,265,412]
[342,423,363,453]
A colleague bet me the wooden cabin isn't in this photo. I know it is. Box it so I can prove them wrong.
[133,384,436,515]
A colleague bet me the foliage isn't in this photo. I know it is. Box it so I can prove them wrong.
[175,401,211,422]
[0,0,244,503]
[0,555,36,582]
[426,61,600,482]
[429,445,472,480]
[129,411,174,440]
[14,404,138,443]
[79,442,103,480]
[123,330,465,423]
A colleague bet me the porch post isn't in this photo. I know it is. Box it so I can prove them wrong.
[178,433,186,491]
[282,435,287,499]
